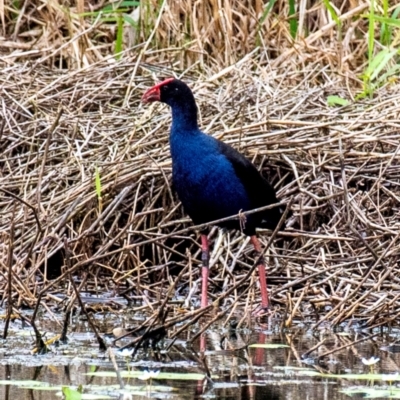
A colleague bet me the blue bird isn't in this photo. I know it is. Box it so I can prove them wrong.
[142,78,284,310]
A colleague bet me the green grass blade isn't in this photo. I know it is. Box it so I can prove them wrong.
[95,165,102,200]
[102,1,139,12]
[373,14,400,27]
[391,6,400,20]
[362,48,397,84]
[255,0,278,45]
[95,165,103,213]
[380,0,389,45]
[115,13,124,59]
[259,0,278,25]
[368,0,375,64]
[288,0,298,39]
[123,14,138,27]
[322,0,341,27]
[369,49,397,81]
[378,63,400,84]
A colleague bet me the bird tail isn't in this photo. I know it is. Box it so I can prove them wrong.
[260,205,286,231]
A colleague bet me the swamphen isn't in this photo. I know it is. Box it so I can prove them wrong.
[142,78,284,310]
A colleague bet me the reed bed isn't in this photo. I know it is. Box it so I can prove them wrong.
[0,1,400,339]
[1,55,400,331]
[0,0,376,71]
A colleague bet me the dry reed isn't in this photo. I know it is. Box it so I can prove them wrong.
[0,0,400,335]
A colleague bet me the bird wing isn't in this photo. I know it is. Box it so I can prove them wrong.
[215,139,283,229]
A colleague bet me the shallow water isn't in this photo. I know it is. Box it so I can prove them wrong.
[1,314,400,399]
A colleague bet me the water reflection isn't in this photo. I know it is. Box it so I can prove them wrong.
[0,322,400,399]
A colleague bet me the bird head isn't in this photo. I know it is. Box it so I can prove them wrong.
[141,78,195,108]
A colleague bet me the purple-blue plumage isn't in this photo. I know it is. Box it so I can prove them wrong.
[143,78,283,235]
[142,78,285,310]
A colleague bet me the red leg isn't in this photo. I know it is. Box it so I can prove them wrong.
[200,234,210,308]
[250,235,269,309]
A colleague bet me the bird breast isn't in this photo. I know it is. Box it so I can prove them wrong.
[171,148,251,224]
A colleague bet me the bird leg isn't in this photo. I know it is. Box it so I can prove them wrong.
[250,235,269,310]
[200,234,210,308]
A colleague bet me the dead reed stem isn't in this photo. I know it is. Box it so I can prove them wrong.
[1,0,400,333]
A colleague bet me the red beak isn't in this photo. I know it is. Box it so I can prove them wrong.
[141,86,160,103]
[142,78,175,103]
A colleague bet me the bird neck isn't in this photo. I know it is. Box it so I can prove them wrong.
[170,101,199,134]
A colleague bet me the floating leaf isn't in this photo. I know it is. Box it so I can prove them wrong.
[24,386,62,391]
[297,370,323,377]
[321,373,400,380]
[341,387,400,398]
[273,366,322,376]
[89,365,97,373]
[62,386,112,399]
[87,371,216,380]
[273,366,315,371]
[249,343,289,349]
[62,386,82,400]
[0,380,49,386]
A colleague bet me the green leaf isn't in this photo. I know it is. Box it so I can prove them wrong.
[327,95,350,107]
